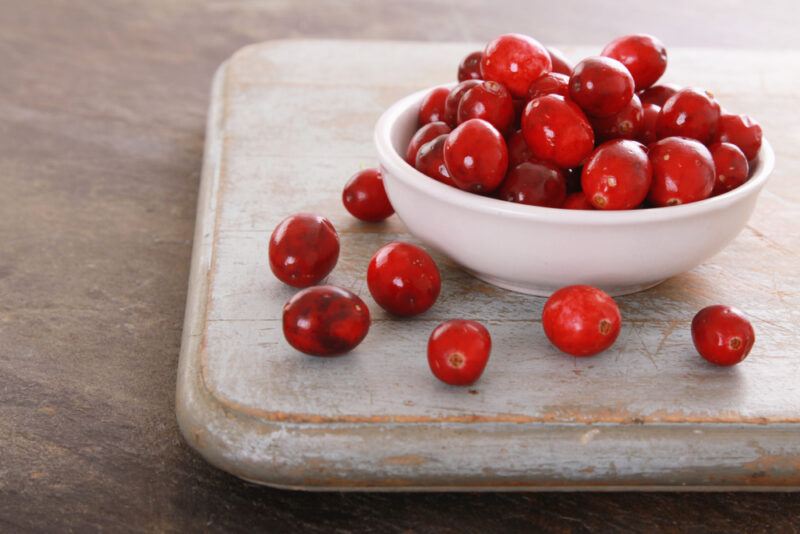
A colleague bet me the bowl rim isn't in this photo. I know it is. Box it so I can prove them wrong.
[374,85,775,226]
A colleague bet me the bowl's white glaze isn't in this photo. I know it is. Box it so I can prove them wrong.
[374,87,774,296]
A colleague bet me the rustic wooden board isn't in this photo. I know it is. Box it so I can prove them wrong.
[177,40,800,490]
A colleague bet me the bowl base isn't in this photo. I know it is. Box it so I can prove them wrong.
[465,270,667,297]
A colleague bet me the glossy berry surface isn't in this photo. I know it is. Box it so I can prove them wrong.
[458,51,484,81]
[443,119,509,194]
[444,79,481,126]
[656,87,721,144]
[542,285,621,357]
[418,86,450,126]
[415,134,456,186]
[709,142,749,196]
[457,80,514,133]
[601,34,667,90]
[428,320,492,386]
[638,103,660,145]
[521,95,595,168]
[562,191,594,210]
[691,305,755,366]
[367,242,441,317]
[590,93,643,142]
[547,47,573,75]
[342,168,394,222]
[497,161,567,208]
[712,113,763,161]
[569,56,635,117]
[648,137,715,207]
[282,286,370,357]
[527,72,569,100]
[405,121,451,164]
[269,213,339,288]
[581,140,652,210]
[639,83,679,107]
[480,33,552,98]
[506,129,536,167]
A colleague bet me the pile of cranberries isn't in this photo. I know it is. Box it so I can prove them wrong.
[268,33,759,386]
[409,33,763,210]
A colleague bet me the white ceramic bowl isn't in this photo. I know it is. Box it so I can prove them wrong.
[374,87,774,296]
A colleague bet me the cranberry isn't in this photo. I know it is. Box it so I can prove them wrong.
[269,213,339,288]
[480,33,552,98]
[547,47,573,75]
[458,51,483,81]
[428,320,492,386]
[581,140,652,210]
[418,86,450,126]
[709,142,749,196]
[342,168,394,222]
[648,137,715,207]
[656,87,721,144]
[497,161,566,208]
[639,83,679,107]
[590,94,644,142]
[601,34,667,90]
[542,285,621,357]
[521,95,595,168]
[443,119,509,194]
[415,134,456,186]
[282,286,370,357]
[691,305,755,366]
[444,79,481,127]
[712,113,763,161]
[638,103,660,145]
[563,191,594,210]
[511,98,527,130]
[405,121,451,164]
[457,81,514,133]
[367,242,441,316]
[527,72,569,100]
[506,129,536,167]
[569,56,635,117]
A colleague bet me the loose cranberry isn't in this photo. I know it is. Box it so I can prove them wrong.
[547,47,573,75]
[342,168,394,222]
[569,56,635,117]
[444,79,481,127]
[367,242,441,317]
[521,95,595,168]
[282,286,370,357]
[269,213,339,288]
[481,33,552,98]
[506,129,537,167]
[691,305,755,366]
[527,72,569,100]
[405,121,451,164]
[497,161,566,208]
[458,51,483,81]
[601,34,667,90]
[648,137,715,207]
[443,119,509,194]
[457,80,514,133]
[656,87,721,144]
[639,83,679,107]
[418,86,450,126]
[581,140,652,210]
[590,94,644,142]
[712,113,763,161]
[563,191,594,210]
[415,134,456,186]
[637,103,660,145]
[709,142,750,196]
[428,320,492,386]
[542,285,621,357]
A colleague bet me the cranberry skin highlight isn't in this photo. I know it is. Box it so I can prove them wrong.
[480,33,552,98]
[367,242,441,317]
[342,168,394,222]
[656,87,721,144]
[427,320,492,386]
[590,93,644,142]
[418,86,450,126]
[415,134,456,186]
[527,72,570,100]
[709,142,749,196]
[521,95,595,169]
[497,161,567,208]
[458,51,483,82]
[443,118,509,194]
[405,121,451,164]
[569,56,635,117]
[547,47,573,75]
[457,80,515,133]
[601,34,667,90]
[563,191,594,210]
[542,285,622,357]
[269,213,339,288]
[282,286,371,357]
[639,83,679,107]
[581,140,652,210]
[691,305,755,366]
[648,137,715,207]
[444,79,481,127]
[712,113,763,161]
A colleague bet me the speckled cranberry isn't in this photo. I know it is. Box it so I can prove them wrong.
[457,80,514,132]
[639,83,679,107]
[415,134,456,186]
[506,129,537,167]
[405,121,451,164]
[443,118,508,194]
[282,285,370,357]
[562,191,594,210]
[521,95,595,168]
[497,161,566,208]
[547,47,573,75]
[648,137,715,207]
[581,140,652,210]
[481,33,552,98]
[367,242,441,317]
[709,142,750,196]
[692,305,755,366]
[428,320,492,386]
[656,87,721,144]
[637,103,660,145]
[418,86,450,126]
[601,34,667,90]
[444,79,481,126]
[569,56,635,117]
[590,94,644,142]
[542,285,621,357]
[269,213,339,288]
[712,113,763,161]
[527,72,569,100]
[342,168,394,222]
[458,51,484,81]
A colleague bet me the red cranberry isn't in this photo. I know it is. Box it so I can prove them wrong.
[458,51,483,81]
[367,242,441,317]
[405,121,451,164]
[415,134,456,186]
[563,191,594,210]
[712,113,763,161]
[656,87,721,144]
[601,34,667,90]
[269,213,339,288]
[709,142,749,196]
[521,95,595,168]
[418,86,450,126]
[542,285,621,357]
[506,129,536,167]
[428,320,491,386]
[342,168,394,222]
[497,161,567,208]
[547,47,573,75]
[444,80,481,127]
[282,286,370,356]
[648,137,715,207]
[590,94,644,142]
[457,80,514,133]
[691,305,755,366]
[581,140,652,210]
[639,83,679,107]
[443,119,509,194]
[480,33,552,98]
[527,72,569,100]
[568,56,635,117]
[637,103,660,145]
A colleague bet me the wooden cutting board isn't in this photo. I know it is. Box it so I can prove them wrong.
[176,40,800,490]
